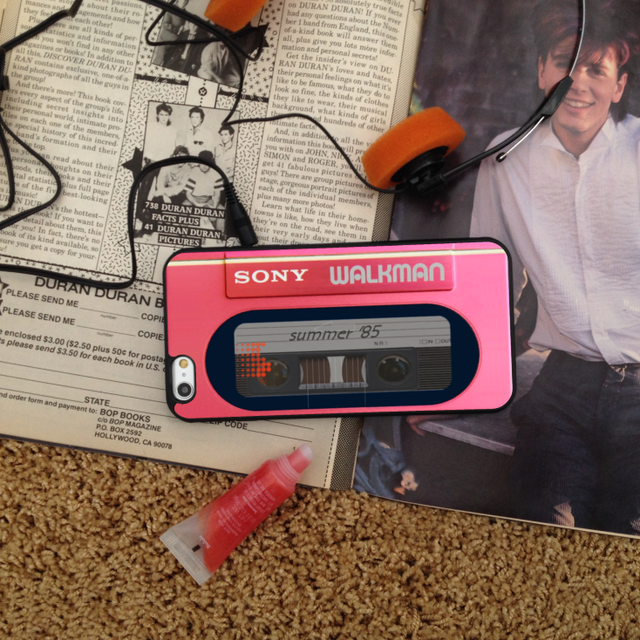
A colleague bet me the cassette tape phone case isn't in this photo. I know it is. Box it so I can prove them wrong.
[164,240,515,421]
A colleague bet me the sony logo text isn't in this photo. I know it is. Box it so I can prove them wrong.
[234,269,309,284]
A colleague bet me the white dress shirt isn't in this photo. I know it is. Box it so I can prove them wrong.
[144,120,179,163]
[470,115,640,364]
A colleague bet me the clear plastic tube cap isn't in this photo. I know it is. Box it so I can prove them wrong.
[287,444,313,473]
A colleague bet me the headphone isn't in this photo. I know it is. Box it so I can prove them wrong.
[0,0,585,288]
[204,0,584,194]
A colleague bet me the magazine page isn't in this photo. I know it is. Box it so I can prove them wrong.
[0,0,424,488]
[355,0,640,537]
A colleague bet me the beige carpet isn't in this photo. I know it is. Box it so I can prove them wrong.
[1,438,640,639]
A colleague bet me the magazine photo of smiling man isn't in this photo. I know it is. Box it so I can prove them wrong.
[470,0,640,534]
[361,0,640,538]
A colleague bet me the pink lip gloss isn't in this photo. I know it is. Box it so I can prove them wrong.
[160,445,313,585]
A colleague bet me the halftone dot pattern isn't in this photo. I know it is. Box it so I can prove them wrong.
[244,0,284,98]
[218,96,268,219]
[98,78,187,285]
[235,342,269,378]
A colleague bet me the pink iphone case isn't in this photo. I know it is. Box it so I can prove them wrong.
[163,240,514,421]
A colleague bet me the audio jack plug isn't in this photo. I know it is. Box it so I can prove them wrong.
[224,181,258,246]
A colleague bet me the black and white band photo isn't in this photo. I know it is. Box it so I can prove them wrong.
[136,101,238,247]
[149,0,267,87]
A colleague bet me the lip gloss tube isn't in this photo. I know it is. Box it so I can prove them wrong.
[160,444,313,585]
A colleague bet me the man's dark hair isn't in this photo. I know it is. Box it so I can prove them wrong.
[188,106,205,121]
[219,124,235,136]
[156,102,172,125]
[198,150,214,162]
[532,0,639,121]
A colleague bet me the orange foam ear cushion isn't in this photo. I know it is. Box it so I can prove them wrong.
[205,0,267,31]
[362,107,466,190]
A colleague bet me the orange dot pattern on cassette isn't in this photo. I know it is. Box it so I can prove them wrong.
[235,342,270,378]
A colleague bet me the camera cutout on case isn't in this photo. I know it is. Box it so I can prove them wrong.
[172,356,195,402]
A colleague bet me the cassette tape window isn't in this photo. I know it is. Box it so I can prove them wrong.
[231,315,455,400]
